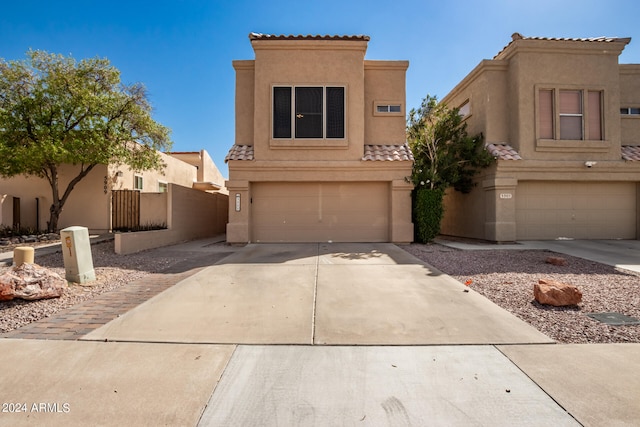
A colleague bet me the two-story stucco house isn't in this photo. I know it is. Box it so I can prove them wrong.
[225,34,414,243]
[440,33,640,242]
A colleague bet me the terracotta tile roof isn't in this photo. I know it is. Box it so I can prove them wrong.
[225,145,254,162]
[486,143,522,160]
[621,145,640,161]
[362,143,414,161]
[494,32,631,59]
[249,33,370,41]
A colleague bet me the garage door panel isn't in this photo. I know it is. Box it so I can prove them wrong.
[517,182,636,240]
[252,182,389,243]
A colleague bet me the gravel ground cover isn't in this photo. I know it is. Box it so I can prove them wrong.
[403,243,640,343]
[2,240,639,343]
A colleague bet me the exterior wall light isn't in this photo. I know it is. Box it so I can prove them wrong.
[235,193,241,212]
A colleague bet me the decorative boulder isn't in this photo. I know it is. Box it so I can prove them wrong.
[534,279,582,307]
[0,264,67,301]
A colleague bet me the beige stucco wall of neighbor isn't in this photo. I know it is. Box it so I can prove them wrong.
[109,150,198,194]
[620,65,640,145]
[115,183,228,254]
[227,35,414,244]
[1,149,226,234]
[441,35,640,242]
[168,150,228,194]
[140,193,168,226]
[0,164,111,232]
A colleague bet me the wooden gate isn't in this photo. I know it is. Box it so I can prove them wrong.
[111,190,140,231]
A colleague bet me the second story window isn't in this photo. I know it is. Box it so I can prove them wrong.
[538,88,603,141]
[273,86,345,139]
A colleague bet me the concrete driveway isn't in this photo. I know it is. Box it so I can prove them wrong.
[2,240,638,426]
[83,243,552,345]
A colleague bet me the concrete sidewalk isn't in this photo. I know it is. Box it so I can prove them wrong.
[0,241,638,426]
[436,237,640,273]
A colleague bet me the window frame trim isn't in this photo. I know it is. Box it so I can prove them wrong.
[373,100,404,117]
[535,85,610,153]
[621,107,640,116]
[133,174,144,191]
[271,84,348,148]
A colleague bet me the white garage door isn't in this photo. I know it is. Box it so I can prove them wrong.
[516,181,637,240]
[251,182,389,242]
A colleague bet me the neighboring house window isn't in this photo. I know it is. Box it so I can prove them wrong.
[621,107,640,115]
[273,86,345,139]
[134,175,143,190]
[458,100,471,120]
[158,182,168,193]
[538,88,603,141]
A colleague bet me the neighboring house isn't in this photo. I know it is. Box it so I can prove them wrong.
[0,149,226,233]
[440,33,640,241]
[225,33,414,243]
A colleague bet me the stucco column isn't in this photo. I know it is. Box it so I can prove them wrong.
[483,177,517,242]
[390,179,414,243]
[226,180,250,243]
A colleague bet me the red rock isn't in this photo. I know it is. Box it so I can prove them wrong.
[534,279,582,306]
[546,256,567,266]
[0,282,14,301]
[0,264,67,301]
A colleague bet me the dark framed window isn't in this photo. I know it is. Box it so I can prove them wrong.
[273,86,345,139]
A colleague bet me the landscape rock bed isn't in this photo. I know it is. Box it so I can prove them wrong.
[403,243,640,343]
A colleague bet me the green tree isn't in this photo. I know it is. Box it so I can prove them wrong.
[0,50,171,232]
[407,95,494,242]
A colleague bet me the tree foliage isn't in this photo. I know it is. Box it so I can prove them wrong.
[0,50,171,231]
[407,95,494,242]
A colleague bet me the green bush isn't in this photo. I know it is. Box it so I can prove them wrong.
[413,188,444,243]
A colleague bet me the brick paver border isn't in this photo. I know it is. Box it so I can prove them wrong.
[1,268,205,340]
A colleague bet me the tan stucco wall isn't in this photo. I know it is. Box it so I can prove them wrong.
[250,39,367,162]
[0,164,110,232]
[234,60,255,146]
[364,60,409,145]
[140,193,168,226]
[115,184,229,254]
[168,150,227,193]
[440,36,640,242]
[1,148,223,233]
[620,65,640,145]
[109,151,197,193]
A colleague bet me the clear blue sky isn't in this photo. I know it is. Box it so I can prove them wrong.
[2,0,639,178]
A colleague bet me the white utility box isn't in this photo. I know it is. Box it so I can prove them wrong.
[60,226,96,284]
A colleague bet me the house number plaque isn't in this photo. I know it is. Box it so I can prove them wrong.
[499,193,513,199]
